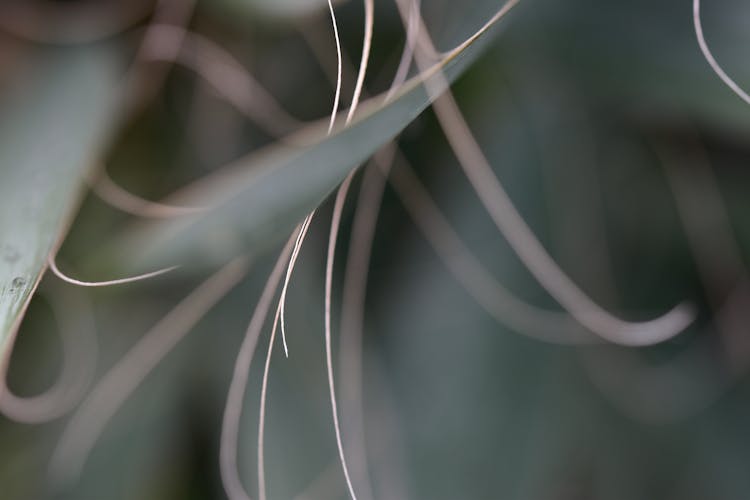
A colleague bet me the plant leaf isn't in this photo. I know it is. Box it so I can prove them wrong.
[0,47,121,359]
[210,0,333,20]
[110,8,515,271]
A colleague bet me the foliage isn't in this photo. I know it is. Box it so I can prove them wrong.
[1,0,750,499]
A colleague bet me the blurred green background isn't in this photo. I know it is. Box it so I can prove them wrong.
[1,0,750,499]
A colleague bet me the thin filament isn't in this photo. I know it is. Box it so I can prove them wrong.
[91,167,204,218]
[393,0,694,346]
[386,0,421,101]
[580,142,750,424]
[48,254,178,288]
[257,298,283,500]
[693,0,750,106]
[50,257,250,486]
[321,2,377,497]
[152,0,513,210]
[0,285,97,424]
[141,24,303,136]
[325,171,359,500]
[125,0,197,117]
[278,213,315,358]
[657,141,750,369]
[327,0,344,133]
[220,237,296,500]
[345,0,375,125]
[272,0,347,361]
[383,147,595,344]
[255,3,349,494]
[309,9,590,500]
[337,161,386,500]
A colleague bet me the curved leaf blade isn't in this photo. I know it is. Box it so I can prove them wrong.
[113,9,515,270]
[0,47,121,359]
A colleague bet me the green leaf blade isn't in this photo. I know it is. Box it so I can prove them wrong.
[0,46,121,356]
[113,11,512,271]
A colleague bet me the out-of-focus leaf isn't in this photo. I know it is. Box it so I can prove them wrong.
[367,56,728,499]
[505,0,750,132]
[110,8,514,271]
[207,0,334,20]
[0,47,121,362]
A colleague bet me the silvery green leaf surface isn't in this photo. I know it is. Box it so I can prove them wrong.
[0,47,120,357]
[110,10,511,271]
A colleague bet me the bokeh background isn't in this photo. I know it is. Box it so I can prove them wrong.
[2,0,750,499]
